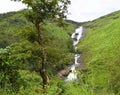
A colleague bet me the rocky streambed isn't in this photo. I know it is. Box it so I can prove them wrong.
[57,26,86,81]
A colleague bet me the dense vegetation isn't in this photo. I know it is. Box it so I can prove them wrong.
[78,10,120,94]
[0,11,28,48]
[0,11,76,94]
[0,8,120,95]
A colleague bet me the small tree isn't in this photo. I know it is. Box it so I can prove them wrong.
[12,0,71,88]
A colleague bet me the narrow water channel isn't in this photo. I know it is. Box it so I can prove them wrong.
[65,26,83,82]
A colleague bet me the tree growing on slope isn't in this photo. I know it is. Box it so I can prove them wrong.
[12,0,71,89]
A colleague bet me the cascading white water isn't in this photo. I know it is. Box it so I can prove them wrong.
[65,26,83,82]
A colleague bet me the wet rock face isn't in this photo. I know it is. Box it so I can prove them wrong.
[57,67,71,77]
[73,38,77,41]
[75,33,79,36]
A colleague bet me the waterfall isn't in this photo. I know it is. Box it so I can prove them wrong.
[65,26,83,82]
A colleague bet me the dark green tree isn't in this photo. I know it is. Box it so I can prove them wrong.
[12,0,71,88]
[0,46,24,92]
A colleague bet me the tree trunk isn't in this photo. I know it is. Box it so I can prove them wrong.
[40,48,48,89]
[35,22,49,89]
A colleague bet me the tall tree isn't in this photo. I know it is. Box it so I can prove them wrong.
[12,0,71,88]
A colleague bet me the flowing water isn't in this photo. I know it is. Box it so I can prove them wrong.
[65,26,83,82]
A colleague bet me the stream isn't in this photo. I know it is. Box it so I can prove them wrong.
[65,26,83,82]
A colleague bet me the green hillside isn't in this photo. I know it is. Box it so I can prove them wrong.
[78,10,120,94]
[0,11,76,95]
[0,11,29,48]
[0,9,120,95]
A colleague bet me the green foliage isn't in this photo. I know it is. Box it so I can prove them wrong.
[22,0,70,24]
[11,22,74,73]
[0,11,29,48]
[0,47,24,92]
[78,10,120,94]
[1,8,120,95]
[17,0,71,87]
[0,9,75,94]
[10,41,41,69]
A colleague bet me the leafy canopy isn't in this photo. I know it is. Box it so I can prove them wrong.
[12,0,71,24]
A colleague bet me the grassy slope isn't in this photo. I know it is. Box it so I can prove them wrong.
[78,10,120,94]
[2,10,120,95]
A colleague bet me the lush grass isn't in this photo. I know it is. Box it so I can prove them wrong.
[78,10,120,94]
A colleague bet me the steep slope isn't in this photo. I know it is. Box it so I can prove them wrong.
[78,10,120,94]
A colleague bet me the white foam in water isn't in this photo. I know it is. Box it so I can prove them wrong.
[65,26,83,82]
[70,65,76,71]
[71,33,76,39]
[66,70,77,81]
[75,54,80,65]
[71,26,83,46]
